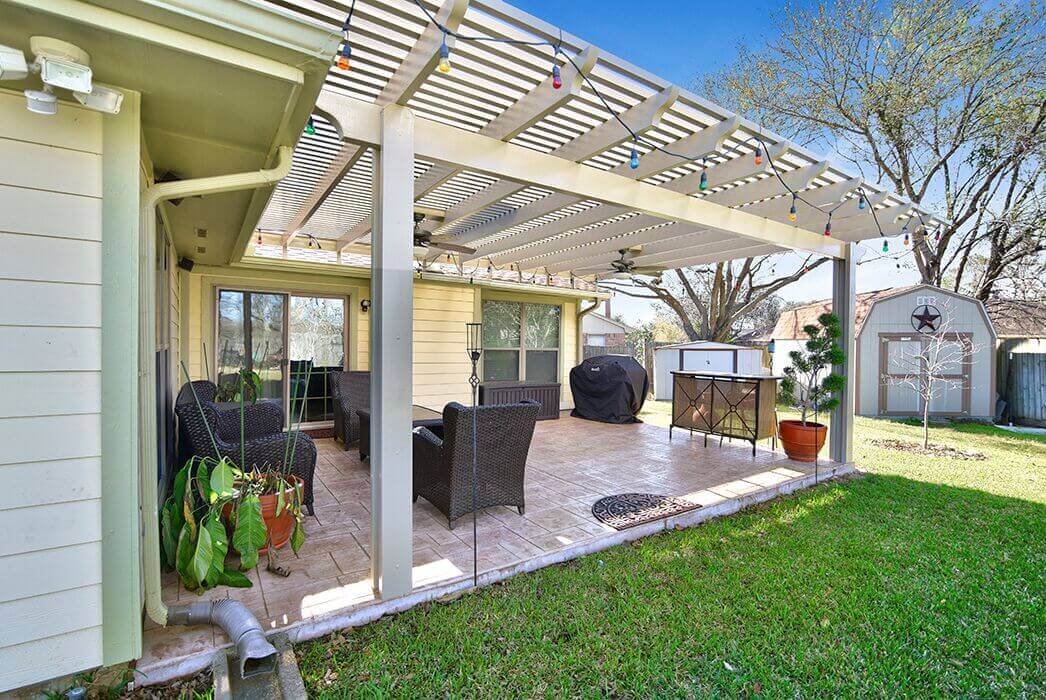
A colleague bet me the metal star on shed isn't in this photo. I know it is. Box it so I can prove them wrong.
[911,305,941,332]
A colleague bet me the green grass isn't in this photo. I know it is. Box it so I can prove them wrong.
[297,405,1045,697]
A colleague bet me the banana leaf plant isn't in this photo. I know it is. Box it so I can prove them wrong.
[215,367,263,404]
[162,363,310,592]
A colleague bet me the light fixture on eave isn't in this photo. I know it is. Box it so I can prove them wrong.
[0,37,123,116]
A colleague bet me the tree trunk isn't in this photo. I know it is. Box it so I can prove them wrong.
[923,401,930,450]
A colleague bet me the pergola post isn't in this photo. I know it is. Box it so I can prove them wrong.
[369,104,415,598]
[830,243,857,464]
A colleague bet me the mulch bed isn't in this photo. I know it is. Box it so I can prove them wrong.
[871,438,986,461]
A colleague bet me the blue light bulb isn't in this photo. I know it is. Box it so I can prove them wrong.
[629,145,640,170]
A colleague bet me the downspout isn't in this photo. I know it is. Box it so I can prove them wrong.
[577,298,601,363]
[139,147,293,662]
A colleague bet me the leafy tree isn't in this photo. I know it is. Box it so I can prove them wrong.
[705,0,1045,301]
[779,313,846,425]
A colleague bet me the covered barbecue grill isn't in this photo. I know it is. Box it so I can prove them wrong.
[569,355,649,423]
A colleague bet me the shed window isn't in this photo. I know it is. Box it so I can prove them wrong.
[482,300,560,382]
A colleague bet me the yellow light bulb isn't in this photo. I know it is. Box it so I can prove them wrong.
[438,57,451,73]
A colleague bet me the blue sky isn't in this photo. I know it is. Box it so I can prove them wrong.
[508,0,919,324]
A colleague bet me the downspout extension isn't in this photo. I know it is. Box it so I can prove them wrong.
[141,146,294,630]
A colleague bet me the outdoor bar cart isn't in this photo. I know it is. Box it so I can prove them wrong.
[669,370,781,456]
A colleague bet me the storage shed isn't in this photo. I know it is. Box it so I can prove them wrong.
[653,340,766,400]
[772,285,997,419]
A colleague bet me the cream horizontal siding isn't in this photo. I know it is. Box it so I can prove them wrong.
[0,90,104,691]
[413,282,475,409]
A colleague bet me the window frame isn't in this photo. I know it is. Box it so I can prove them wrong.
[480,299,562,384]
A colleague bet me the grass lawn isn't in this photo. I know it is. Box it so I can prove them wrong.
[297,405,1045,697]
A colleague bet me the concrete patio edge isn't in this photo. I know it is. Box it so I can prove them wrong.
[133,461,857,688]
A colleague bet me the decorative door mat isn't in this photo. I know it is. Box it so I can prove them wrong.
[592,493,701,530]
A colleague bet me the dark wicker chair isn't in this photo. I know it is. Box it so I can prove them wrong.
[174,381,317,514]
[413,400,540,529]
[331,371,370,449]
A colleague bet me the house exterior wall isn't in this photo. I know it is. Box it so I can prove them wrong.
[856,289,996,418]
[180,265,581,411]
[0,91,107,691]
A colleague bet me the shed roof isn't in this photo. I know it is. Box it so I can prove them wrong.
[655,340,755,351]
[584,312,635,333]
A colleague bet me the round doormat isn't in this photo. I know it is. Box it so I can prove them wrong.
[591,493,701,530]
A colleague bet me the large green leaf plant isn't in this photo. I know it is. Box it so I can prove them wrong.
[162,365,309,592]
[779,312,846,425]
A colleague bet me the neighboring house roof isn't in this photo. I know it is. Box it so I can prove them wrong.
[583,312,635,333]
[771,284,1009,340]
[984,299,1046,338]
[771,286,919,340]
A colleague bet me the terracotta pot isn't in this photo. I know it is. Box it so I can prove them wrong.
[778,420,827,462]
[224,476,301,554]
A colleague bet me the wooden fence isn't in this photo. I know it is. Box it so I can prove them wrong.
[1003,352,1046,427]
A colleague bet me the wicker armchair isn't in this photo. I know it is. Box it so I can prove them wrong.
[174,382,317,514]
[331,371,370,449]
[413,400,540,529]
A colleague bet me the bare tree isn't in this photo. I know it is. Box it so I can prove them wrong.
[602,255,829,342]
[885,306,981,448]
[705,0,1045,300]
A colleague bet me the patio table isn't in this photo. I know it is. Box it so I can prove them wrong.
[356,405,443,461]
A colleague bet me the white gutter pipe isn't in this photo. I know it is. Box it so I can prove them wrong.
[576,298,601,363]
[140,146,294,630]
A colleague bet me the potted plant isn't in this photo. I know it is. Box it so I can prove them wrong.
[778,312,846,462]
[161,368,309,591]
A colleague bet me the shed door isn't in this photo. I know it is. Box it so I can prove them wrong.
[879,334,971,415]
[680,349,736,373]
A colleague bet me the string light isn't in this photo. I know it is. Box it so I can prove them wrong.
[304,117,316,135]
[934,228,941,242]
[346,0,920,261]
[882,239,889,253]
[903,232,910,246]
[256,232,263,245]
[336,43,351,71]
[438,36,451,73]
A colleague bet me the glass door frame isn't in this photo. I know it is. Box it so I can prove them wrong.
[214,286,350,429]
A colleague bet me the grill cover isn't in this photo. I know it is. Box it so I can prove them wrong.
[569,355,649,423]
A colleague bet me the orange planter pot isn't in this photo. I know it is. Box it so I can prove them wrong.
[778,420,827,462]
[224,476,301,554]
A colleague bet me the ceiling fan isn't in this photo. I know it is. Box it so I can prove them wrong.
[601,249,658,280]
[413,213,476,255]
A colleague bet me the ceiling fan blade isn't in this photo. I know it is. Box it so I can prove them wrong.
[429,241,477,255]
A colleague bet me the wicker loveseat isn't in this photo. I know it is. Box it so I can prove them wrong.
[412,400,539,529]
[331,371,370,449]
[174,380,317,514]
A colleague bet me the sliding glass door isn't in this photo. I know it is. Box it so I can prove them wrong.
[216,290,347,426]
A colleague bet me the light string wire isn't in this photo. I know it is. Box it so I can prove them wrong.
[338,0,935,253]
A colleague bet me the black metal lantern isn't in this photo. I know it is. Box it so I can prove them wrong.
[464,321,483,584]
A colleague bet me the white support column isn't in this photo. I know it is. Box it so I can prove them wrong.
[370,104,415,598]
[830,243,857,464]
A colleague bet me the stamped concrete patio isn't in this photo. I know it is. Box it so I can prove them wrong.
[139,413,850,683]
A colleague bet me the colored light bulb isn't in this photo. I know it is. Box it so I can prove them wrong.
[904,232,910,246]
[552,64,562,89]
[256,233,263,245]
[882,239,889,252]
[304,117,316,135]
[754,146,763,165]
[934,229,941,242]
[336,44,351,71]
[699,170,708,191]
[438,41,451,73]
[858,193,866,210]
[629,144,640,170]
[824,220,832,237]
[788,198,797,222]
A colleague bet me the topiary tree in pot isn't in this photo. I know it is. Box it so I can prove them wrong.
[778,312,846,461]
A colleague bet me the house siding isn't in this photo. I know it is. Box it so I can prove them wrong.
[0,90,105,691]
[180,266,581,411]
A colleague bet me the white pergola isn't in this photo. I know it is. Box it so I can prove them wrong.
[251,0,933,599]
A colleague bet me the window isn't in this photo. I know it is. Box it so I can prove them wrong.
[482,300,560,382]
[588,334,607,347]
